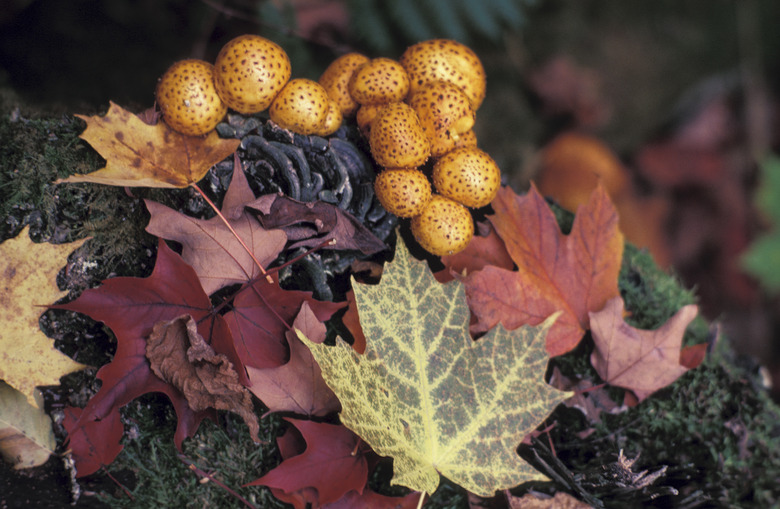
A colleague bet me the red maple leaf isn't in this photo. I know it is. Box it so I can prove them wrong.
[246,418,369,507]
[52,240,237,475]
[246,302,340,416]
[224,278,344,370]
[462,184,624,356]
[62,406,124,477]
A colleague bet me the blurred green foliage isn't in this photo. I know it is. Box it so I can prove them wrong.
[741,156,780,294]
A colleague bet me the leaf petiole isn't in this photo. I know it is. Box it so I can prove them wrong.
[190,181,273,283]
[416,491,427,509]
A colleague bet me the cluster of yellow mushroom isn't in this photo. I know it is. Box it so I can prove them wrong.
[154,35,501,256]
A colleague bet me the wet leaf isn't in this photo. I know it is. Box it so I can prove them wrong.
[146,315,259,441]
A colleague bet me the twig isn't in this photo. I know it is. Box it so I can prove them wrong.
[101,466,134,501]
[178,454,258,509]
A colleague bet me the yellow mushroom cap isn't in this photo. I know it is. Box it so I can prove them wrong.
[369,102,431,169]
[313,99,344,137]
[374,168,432,218]
[156,59,227,136]
[409,80,476,157]
[348,57,410,106]
[214,34,291,114]
[411,194,474,256]
[400,39,486,110]
[318,52,370,117]
[432,147,501,208]
[269,78,331,135]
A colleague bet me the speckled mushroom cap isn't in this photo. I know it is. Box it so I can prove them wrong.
[369,102,431,169]
[374,168,432,218]
[348,57,410,106]
[400,39,486,110]
[409,80,476,157]
[432,147,501,208]
[411,194,474,256]
[318,52,370,117]
[156,59,227,136]
[214,34,291,114]
[269,78,331,135]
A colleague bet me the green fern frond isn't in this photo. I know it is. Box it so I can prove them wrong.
[346,0,532,54]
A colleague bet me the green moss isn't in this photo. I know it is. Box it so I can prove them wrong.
[97,396,287,509]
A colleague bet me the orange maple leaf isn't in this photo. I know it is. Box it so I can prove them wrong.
[462,184,623,356]
[589,297,700,402]
[58,101,239,188]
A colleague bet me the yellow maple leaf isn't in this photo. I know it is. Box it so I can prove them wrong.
[58,101,239,188]
[0,227,87,408]
[300,239,571,498]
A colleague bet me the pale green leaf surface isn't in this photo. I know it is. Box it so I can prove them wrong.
[299,240,571,497]
[0,381,55,469]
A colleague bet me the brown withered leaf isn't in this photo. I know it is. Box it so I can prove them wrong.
[248,194,386,255]
[146,315,259,441]
[246,302,340,416]
[463,185,623,357]
[146,159,287,294]
[507,490,591,509]
[590,297,700,402]
[60,101,239,188]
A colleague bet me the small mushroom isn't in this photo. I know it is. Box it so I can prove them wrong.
[409,80,476,157]
[411,194,474,256]
[318,52,370,117]
[214,34,291,114]
[400,39,486,110]
[374,168,432,218]
[156,59,227,136]
[269,79,331,135]
[348,57,410,106]
[432,147,501,208]
[368,102,431,169]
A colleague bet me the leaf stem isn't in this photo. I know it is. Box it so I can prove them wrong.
[416,491,427,509]
[190,182,273,283]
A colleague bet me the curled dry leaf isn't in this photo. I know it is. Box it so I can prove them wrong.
[146,315,260,441]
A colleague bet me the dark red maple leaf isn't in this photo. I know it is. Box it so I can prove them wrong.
[52,240,238,475]
[246,418,369,506]
[224,278,345,370]
[62,406,124,477]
